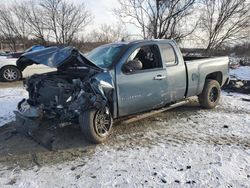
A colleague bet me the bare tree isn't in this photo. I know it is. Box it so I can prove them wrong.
[114,0,196,41]
[0,0,92,49]
[0,8,17,51]
[88,23,128,43]
[0,5,30,51]
[11,3,32,49]
[21,1,49,44]
[40,0,92,44]
[199,0,250,52]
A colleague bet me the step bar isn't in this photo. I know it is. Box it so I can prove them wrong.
[122,100,190,124]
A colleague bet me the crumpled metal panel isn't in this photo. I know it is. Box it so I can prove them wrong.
[68,72,114,113]
[16,46,102,71]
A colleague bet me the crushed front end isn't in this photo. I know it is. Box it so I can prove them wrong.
[17,71,113,123]
[14,46,114,149]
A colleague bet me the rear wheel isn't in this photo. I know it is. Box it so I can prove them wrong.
[0,66,21,82]
[198,80,221,109]
[79,107,113,143]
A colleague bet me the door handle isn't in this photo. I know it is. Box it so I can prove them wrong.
[154,75,166,80]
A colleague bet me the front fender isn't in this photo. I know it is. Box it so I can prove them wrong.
[0,58,18,69]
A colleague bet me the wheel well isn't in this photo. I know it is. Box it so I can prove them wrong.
[0,65,23,78]
[205,72,222,85]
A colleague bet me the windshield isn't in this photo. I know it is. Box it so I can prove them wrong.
[86,44,124,68]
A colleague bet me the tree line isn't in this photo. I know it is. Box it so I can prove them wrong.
[0,0,249,53]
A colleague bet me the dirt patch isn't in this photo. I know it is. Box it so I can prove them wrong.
[0,81,23,88]
[0,122,95,168]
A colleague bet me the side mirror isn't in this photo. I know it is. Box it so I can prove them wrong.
[123,59,142,73]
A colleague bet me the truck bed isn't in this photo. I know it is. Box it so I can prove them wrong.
[184,56,229,97]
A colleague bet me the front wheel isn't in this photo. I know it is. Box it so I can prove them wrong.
[0,66,21,82]
[79,107,113,144]
[198,80,221,109]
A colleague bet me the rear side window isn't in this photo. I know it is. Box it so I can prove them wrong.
[161,44,177,66]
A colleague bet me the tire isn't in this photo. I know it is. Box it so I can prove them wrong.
[79,107,113,144]
[0,66,21,82]
[198,80,221,109]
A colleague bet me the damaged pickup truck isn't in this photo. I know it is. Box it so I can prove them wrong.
[15,40,229,144]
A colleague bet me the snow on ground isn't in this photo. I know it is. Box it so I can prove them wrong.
[230,66,250,81]
[0,87,27,127]
[0,91,249,187]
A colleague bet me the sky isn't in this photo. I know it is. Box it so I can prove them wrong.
[81,0,119,26]
[73,0,140,35]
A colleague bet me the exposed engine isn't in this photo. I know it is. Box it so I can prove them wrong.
[19,70,112,122]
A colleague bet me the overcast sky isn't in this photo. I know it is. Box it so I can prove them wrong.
[81,0,119,26]
[71,0,139,34]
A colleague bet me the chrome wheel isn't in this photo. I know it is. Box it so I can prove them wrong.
[3,67,18,81]
[94,107,112,137]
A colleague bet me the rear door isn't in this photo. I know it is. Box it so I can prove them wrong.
[115,44,169,117]
[159,43,187,102]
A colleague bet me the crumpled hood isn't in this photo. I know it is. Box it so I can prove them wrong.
[16,46,102,71]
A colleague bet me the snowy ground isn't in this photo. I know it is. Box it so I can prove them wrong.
[0,89,249,187]
[230,66,250,81]
[0,87,27,127]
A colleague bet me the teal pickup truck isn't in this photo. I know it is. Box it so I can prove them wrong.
[16,39,229,144]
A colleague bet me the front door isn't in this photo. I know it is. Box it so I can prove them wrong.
[116,44,168,117]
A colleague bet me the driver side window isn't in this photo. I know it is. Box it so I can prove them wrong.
[123,44,162,73]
